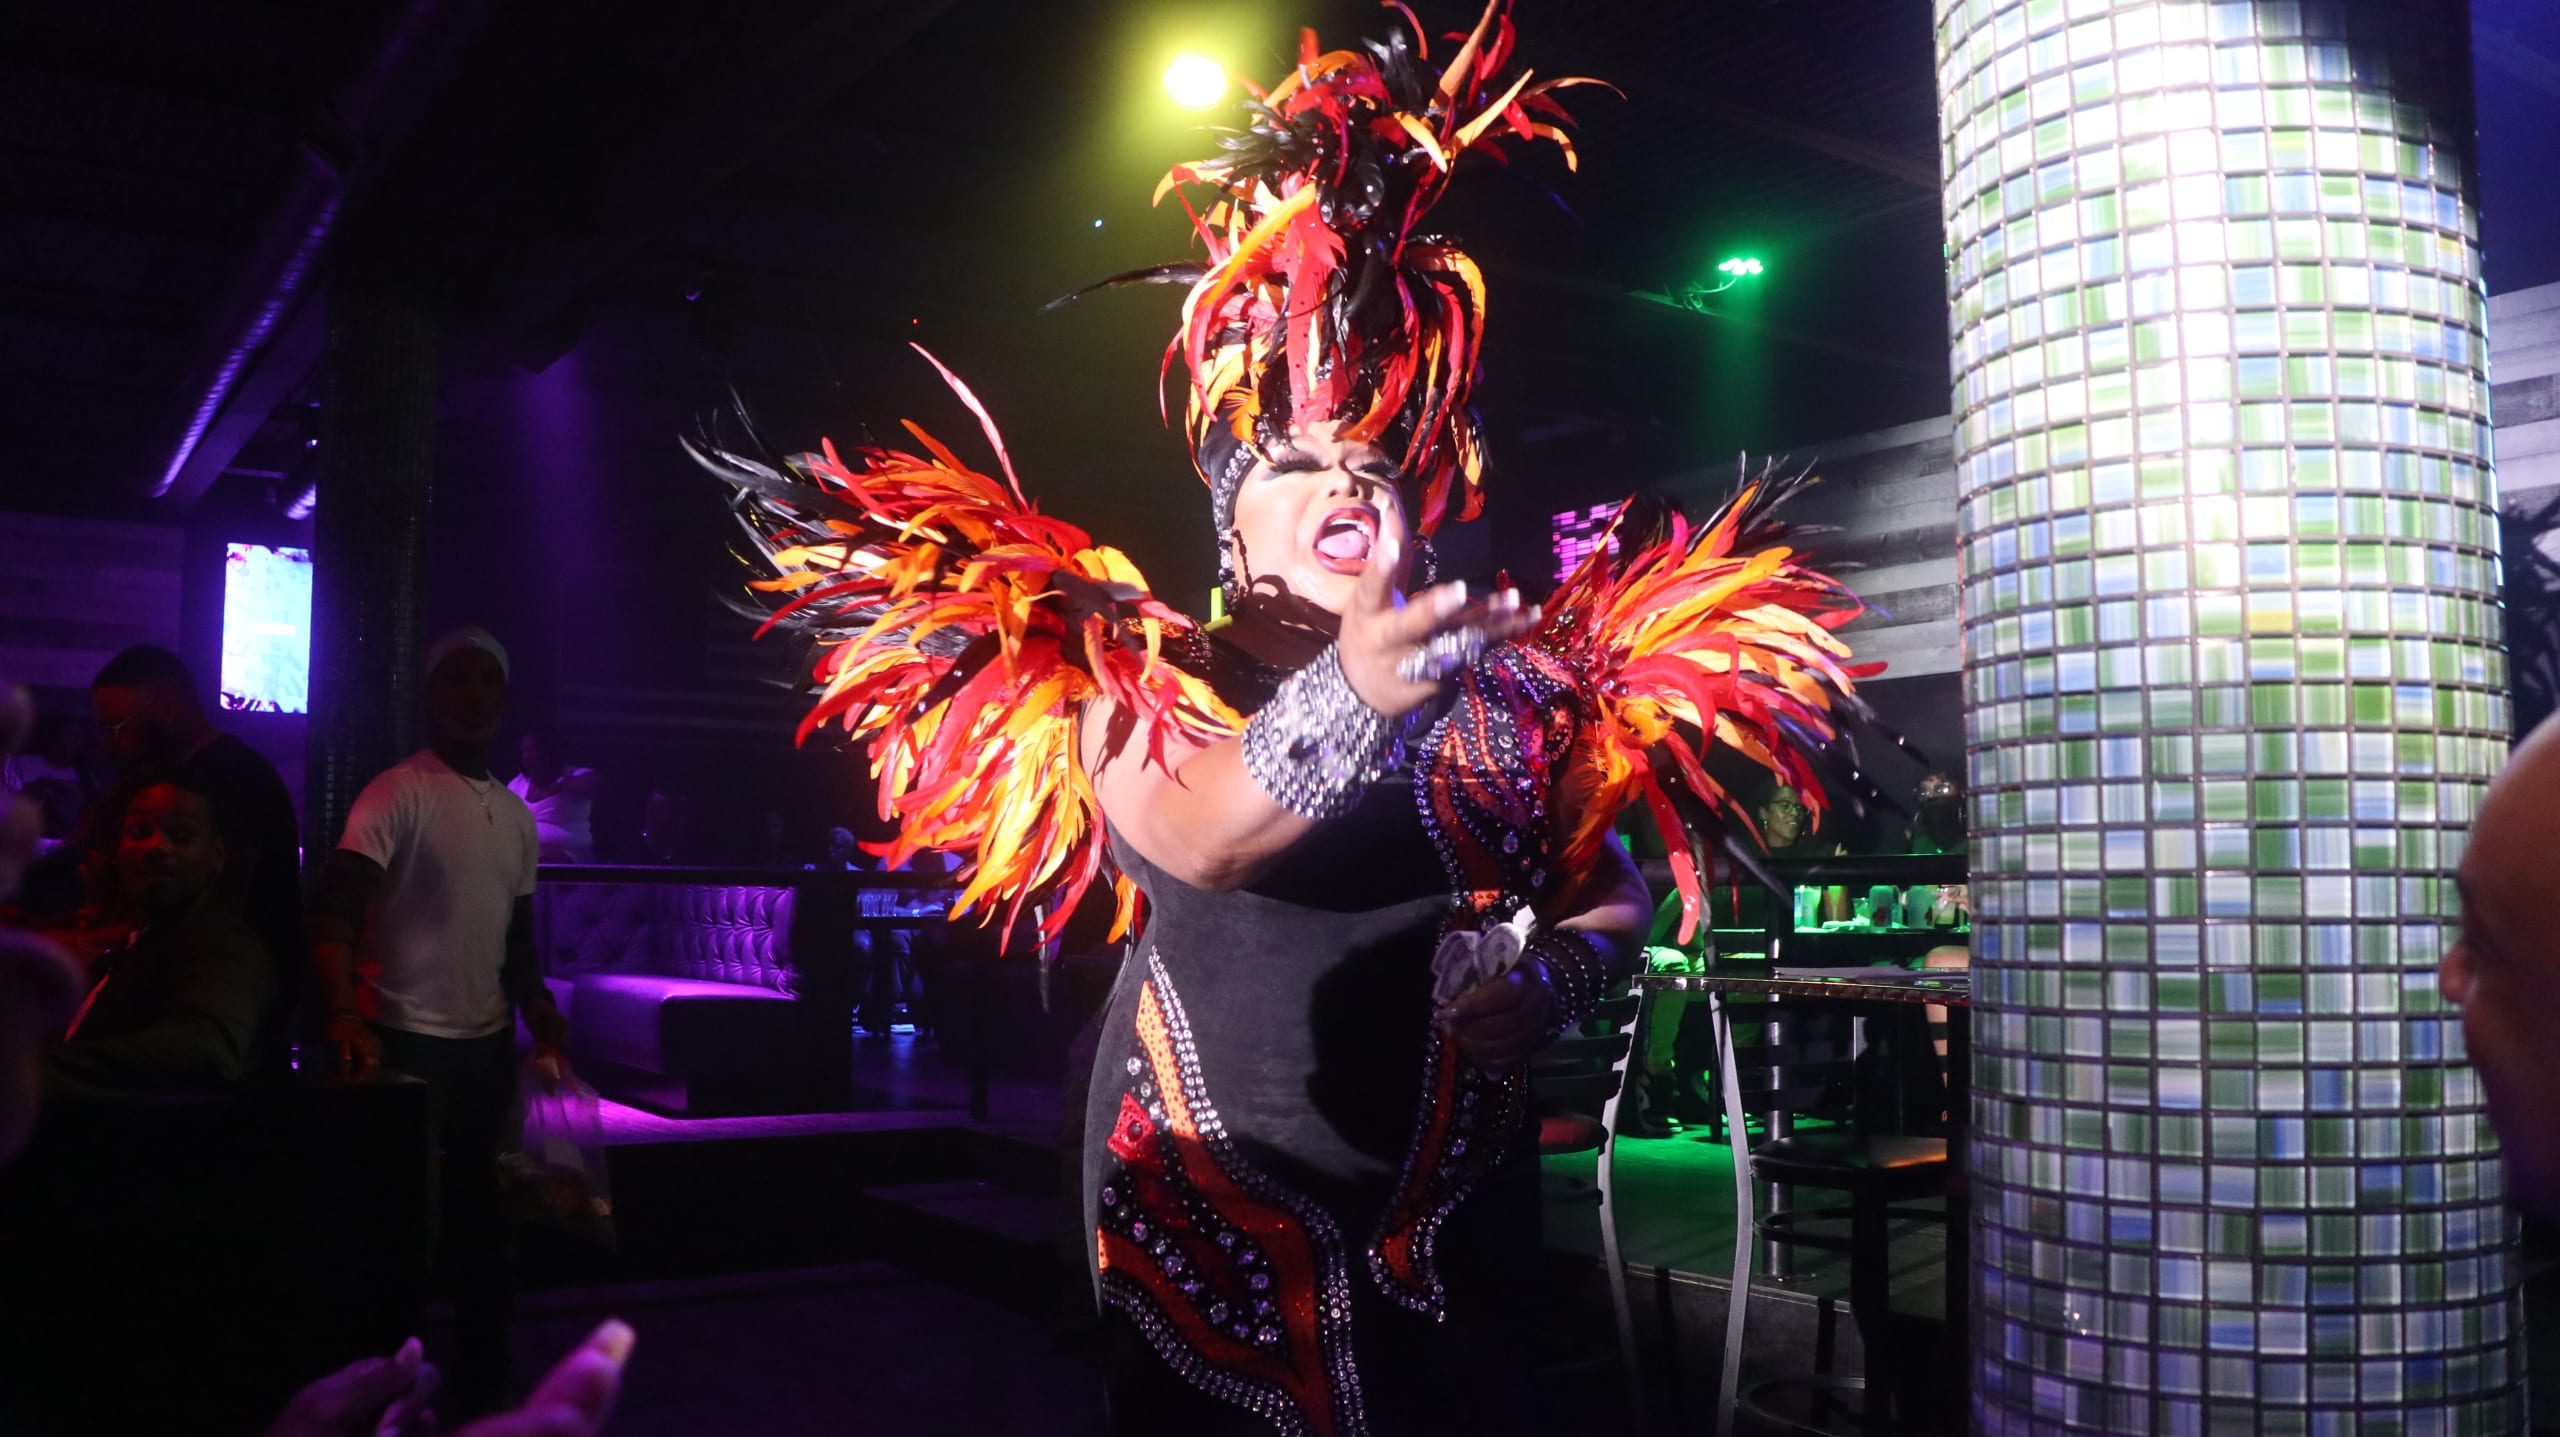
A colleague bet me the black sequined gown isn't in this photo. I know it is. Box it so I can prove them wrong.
[1082,683,1549,1437]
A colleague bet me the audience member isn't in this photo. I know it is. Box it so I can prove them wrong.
[509,732,601,864]
[0,713,93,922]
[0,682,82,1160]
[308,626,567,1415]
[46,776,278,1100]
[88,645,306,1022]
[3,683,626,1437]
[261,1321,632,1437]
[809,825,861,872]
[1905,769,1967,857]
[1628,780,1840,1135]
[2441,715,2560,1216]
[636,788,690,864]
[854,846,959,1035]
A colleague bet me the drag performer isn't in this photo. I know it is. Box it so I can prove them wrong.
[692,5,1881,1432]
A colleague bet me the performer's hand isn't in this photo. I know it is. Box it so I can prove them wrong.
[1438,963,1557,1070]
[1337,533,1541,717]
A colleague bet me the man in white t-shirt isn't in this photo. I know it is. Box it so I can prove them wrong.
[307,625,567,1415]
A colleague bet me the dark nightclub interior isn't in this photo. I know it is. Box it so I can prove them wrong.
[4,0,2560,1433]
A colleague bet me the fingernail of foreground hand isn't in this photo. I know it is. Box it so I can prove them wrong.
[397,1336,423,1367]
[590,1318,637,1366]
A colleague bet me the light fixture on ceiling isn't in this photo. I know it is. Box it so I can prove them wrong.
[1164,54,1226,109]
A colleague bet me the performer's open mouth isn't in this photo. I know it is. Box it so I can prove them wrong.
[1310,506,1379,575]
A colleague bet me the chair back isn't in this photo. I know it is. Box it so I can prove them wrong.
[1711,994,1862,1138]
[1530,994,1642,1138]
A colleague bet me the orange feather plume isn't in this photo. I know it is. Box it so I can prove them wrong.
[1533,465,1882,944]
[700,347,1241,951]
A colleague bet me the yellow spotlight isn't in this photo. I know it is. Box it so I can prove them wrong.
[1164,53,1227,109]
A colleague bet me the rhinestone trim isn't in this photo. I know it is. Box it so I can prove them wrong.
[1096,951,1369,1436]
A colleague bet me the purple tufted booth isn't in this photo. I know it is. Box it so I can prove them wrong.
[537,876,850,1115]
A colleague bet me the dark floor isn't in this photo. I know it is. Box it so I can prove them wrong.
[509,1263,1104,1437]
[457,1033,2557,1436]
[459,1035,1942,1436]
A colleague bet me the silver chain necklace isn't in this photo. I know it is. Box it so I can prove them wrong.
[456,770,497,825]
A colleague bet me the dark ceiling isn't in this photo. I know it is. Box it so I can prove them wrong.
[2,0,2554,592]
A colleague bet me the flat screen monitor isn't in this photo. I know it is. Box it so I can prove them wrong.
[220,542,312,713]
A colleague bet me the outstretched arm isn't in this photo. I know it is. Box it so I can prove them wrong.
[1086,539,1534,891]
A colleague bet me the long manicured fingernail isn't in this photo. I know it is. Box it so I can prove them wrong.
[1436,584,1468,617]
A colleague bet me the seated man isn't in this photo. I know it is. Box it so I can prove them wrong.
[47,777,276,1100]
[1623,781,1832,1135]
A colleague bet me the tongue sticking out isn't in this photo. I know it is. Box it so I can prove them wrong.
[1315,526,1373,563]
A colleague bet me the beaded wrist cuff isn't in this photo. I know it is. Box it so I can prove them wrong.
[1528,927,1614,1033]
[1242,643,1407,820]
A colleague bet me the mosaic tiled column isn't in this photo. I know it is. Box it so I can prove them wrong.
[1935,2,2521,1432]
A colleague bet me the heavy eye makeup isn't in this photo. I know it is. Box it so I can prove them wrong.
[1258,450,1404,488]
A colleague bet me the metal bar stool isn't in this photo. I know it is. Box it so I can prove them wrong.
[1532,993,1645,1427]
[1708,991,1948,1437]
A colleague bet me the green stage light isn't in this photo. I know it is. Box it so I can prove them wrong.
[1164,54,1227,109]
[1670,257,1768,312]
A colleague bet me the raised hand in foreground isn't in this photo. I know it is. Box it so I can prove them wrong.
[264,1319,633,1437]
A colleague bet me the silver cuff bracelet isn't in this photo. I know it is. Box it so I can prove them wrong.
[1241,644,1407,820]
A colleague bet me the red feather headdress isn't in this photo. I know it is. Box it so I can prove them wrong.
[1072,0,1605,535]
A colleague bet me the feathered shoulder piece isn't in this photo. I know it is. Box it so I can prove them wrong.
[688,346,1242,948]
[1533,463,1896,943]
[1071,0,1606,535]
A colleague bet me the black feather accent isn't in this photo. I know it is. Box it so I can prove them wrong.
[912,630,1003,717]
[1041,262,1211,313]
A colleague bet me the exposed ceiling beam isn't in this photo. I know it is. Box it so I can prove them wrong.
[157,294,328,506]
[149,0,495,503]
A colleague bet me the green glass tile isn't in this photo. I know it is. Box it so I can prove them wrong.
[2143,549,2190,591]
[2194,541,2244,587]
[2255,779,2303,820]
[2256,827,2302,870]
[2254,732,2298,772]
